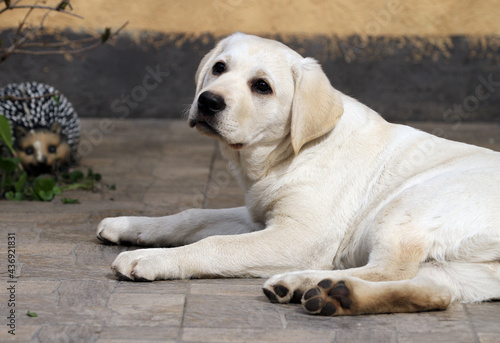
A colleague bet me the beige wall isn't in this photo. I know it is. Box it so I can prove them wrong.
[2,0,500,37]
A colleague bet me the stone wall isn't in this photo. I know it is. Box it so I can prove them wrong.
[1,0,499,122]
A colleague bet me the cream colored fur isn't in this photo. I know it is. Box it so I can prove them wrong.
[97,33,500,316]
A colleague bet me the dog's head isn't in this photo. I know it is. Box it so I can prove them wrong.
[188,32,343,155]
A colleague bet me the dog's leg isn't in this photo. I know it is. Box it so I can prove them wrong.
[300,268,452,316]
[263,263,453,316]
[263,215,431,304]
[109,217,336,281]
[262,261,419,305]
[299,260,500,315]
[417,260,500,302]
[96,207,262,247]
[264,260,500,316]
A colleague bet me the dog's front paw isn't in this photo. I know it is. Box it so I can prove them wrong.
[96,217,142,245]
[111,248,178,281]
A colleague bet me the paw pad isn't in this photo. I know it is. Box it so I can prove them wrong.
[263,288,278,303]
[273,284,289,298]
[303,287,320,300]
[263,284,290,303]
[97,234,115,245]
[115,271,133,282]
[329,281,352,309]
[290,290,303,303]
[301,279,353,316]
[304,297,323,312]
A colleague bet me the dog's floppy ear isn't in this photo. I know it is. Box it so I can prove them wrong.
[194,39,227,94]
[290,57,344,155]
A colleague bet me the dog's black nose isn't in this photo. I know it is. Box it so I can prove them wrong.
[197,91,226,116]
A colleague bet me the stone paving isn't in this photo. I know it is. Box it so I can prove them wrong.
[0,119,499,343]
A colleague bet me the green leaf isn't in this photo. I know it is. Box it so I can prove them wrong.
[2,164,104,201]
[52,95,60,104]
[38,190,51,201]
[69,170,84,183]
[101,28,111,43]
[34,177,57,201]
[26,311,38,317]
[62,197,79,204]
[109,184,116,190]
[14,171,27,192]
[34,177,56,192]
[6,191,25,201]
[5,191,15,200]
[0,156,20,173]
[56,0,68,10]
[0,114,15,155]
[61,182,92,191]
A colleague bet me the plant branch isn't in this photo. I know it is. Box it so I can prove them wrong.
[0,0,128,63]
[11,41,106,55]
[0,4,83,19]
[21,36,96,48]
[2,21,128,57]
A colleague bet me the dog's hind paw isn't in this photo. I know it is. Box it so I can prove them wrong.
[262,270,334,304]
[262,284,303,304]
[302,279,354,316]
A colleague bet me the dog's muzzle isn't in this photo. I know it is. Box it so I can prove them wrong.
[197,91,226,117]
[190,91,244,150]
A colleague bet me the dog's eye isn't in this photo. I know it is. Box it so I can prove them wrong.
[212,62,226,75]
[252,79,272,95]
[25,147,34,155]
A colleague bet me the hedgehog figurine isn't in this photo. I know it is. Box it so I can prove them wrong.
[0,81,80,174]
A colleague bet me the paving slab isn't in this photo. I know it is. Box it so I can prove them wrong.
[0,118,499,342]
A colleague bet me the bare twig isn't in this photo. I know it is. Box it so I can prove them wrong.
[21,36,96,48]
[0,3,83,18]
[0,1,128,63]
[3,21,128,56]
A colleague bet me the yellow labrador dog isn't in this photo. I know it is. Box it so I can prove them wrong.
[97,33,500,316]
